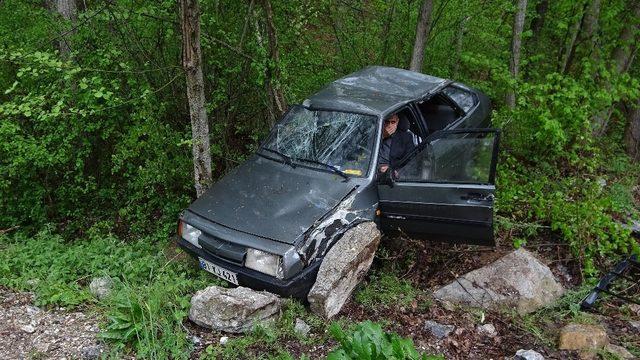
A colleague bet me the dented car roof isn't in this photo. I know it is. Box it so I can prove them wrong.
[303,66,447,116]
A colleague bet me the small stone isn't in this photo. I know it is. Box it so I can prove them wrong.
[80,345,102,360]
[476,323,497,337]
[628,304,640,316]
[191,336,202,345]
[294,318,311,337]
[558,323,609,350]
[25,305,41,316]
[219,336,229,345]
[20,324,36,333]
[26,279,40,288]
[515,349,545,360]
[423,320,454,339]
[89,276,113,300]
[605,344,634,359]
[629,320,640,330]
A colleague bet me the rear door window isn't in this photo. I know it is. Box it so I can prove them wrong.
[443,85,477,113]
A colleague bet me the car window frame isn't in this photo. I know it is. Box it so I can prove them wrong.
[442,83,479,118]
[392,128,501,185]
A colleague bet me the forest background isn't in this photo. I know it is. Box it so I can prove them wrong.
[0,0,639,358]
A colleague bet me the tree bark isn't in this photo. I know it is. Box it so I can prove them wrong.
[559,3,585,74]
[180,0,212,197]
[260,0,286,126]
[409,0,434,72]
[453,14,470,78]
[506,0,528,109]
[55,0,77,59]
[530,0,548,44]
[626,99,640,161]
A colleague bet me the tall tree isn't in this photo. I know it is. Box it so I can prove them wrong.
[592,1,639,136]
[256,0,286,126]
[506,0,528,109]
[54,0,77,59]
[180,0,212,197]
[626,100,640,161]
[409,0,434,72]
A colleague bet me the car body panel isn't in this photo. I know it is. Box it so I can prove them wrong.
[188,154,357,245]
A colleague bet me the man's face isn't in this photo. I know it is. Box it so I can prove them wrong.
[383,115,399,138]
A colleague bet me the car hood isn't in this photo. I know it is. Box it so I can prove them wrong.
[188,154,356,245]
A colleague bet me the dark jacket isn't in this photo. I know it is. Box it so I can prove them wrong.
[379,130,416,169]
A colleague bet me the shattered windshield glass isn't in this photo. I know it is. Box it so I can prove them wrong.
[261,106,377,177]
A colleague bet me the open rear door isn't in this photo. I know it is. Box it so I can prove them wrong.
[378,129,499,246]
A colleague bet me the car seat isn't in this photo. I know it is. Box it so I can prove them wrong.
[398,113,422,146]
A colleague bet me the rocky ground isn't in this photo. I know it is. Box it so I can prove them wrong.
[0,288,104,360]
[1,233,638,359]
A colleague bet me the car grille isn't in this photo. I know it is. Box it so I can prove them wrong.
[198,234,247,265]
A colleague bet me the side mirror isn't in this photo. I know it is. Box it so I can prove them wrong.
[377,169,395,187]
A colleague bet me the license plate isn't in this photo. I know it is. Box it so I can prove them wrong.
[198,257,239,285]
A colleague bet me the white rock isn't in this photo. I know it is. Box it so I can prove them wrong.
[189,286,281,333]
[477,323,497,337]
[20,324,36,334]
[89,276,113,300]
[515,349,544,360]
[219,336,229,345]
[294,318,311,337]
[434,249,564,314]
[308,222,381,318]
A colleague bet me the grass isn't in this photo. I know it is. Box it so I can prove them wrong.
[355,271,421,310]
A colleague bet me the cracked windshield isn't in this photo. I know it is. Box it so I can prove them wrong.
[261,106,377,177]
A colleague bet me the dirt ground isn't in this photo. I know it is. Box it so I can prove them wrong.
[2,234,637,359]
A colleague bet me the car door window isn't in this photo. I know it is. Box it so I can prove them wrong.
[416,93,463,133]
[396,130,499,184]
[443,85,477,113]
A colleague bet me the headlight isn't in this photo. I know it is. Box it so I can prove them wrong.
[245,248,283,279]
[179,221,202,248]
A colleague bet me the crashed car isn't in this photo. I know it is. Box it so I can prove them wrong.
[177,66,499,298]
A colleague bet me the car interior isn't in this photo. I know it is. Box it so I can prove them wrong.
[416,93,464,134]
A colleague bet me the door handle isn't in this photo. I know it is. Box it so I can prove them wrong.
[461,193,494,202]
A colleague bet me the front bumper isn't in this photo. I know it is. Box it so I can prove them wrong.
[177,237,320,299]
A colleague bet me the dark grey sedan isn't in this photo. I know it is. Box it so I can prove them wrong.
[177,66,499,298]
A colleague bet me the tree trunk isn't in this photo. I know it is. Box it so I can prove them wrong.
[506,0,528,109]
[530,0,548,44]
[180,0,212,197]
[593,2,640,137]
[559,3,585,74]
[55,0,77,59]
[409,0,434,72]
[453,15,470,78]
[260,0,286,126]
[626,99,640,161]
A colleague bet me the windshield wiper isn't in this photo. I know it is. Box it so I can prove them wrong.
[261,148,296,168]
[295,158,350,181]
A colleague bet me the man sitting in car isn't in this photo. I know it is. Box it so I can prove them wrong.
[378,113,416,173]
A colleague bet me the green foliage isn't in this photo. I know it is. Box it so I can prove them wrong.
[327,321,442,360]
[355,272,419,309]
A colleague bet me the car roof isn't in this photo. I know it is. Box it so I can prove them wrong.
[303,66,448,117]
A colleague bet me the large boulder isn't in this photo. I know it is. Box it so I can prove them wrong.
[189,286,281,333]
[308,222,381,318]
[434,248,564,314]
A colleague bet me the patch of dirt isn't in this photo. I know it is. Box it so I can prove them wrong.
[0,287,104,360]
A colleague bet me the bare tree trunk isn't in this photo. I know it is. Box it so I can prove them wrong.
[379,1,396,65]
[55,0,77,59]
[409,0,433,72]
[260,0,286,126]
[506,0,528,109]
[593,2,640,137]
[453,15,470,78]
[180,0,212,197]
[530,0,548,44]
[626,99,640,161]
[559,4,585,74]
